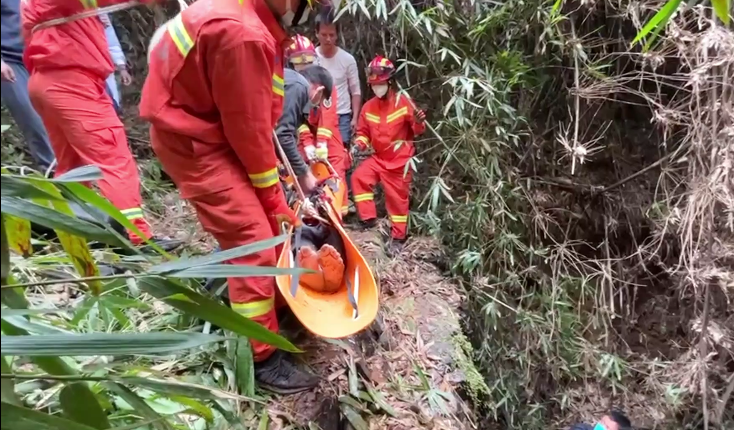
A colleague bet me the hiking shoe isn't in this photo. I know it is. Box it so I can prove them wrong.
[255,350,319,395]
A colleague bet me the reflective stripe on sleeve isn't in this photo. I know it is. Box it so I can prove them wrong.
[272,74,285,97]
[168,14,194,58]
[248,167,280,188]
[386,106,408,123]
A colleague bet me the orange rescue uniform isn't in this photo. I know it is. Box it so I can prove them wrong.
[297,87,350,216]
[351,92,425,240]
[21,0,153,242]
[140,0,289,361]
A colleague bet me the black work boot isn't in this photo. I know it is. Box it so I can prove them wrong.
[359,219,377,231]
[387,238,407,257]
[254,350,319,395]
[139,236,184,253]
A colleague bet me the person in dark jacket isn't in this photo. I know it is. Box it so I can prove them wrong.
[0,0,55,172]
[276,65,334,194]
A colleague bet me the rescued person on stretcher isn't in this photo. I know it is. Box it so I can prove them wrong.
[292,213,346,294]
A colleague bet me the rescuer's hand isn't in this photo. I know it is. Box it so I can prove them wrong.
[414,109,426,123]
[1,60,16,83]
[304,145,317,162]
[120,68,133,86]
[297,171,319,194]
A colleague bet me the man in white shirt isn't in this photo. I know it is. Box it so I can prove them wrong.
[315,10,361,147]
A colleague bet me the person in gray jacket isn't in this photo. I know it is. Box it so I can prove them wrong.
[275,65,334,194]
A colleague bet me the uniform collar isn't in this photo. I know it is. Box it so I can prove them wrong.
[252,0,289,46]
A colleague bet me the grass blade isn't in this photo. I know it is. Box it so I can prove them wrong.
[235,338,255,397]
[147,235,289,274]
[138,277,300,352]
[0,197,124,246]
[106,383,175,430]
[164,264,310,278]
[0,332,226,356]
[60,382,111,429]
[631,0,682,48]
[0,401,98,430]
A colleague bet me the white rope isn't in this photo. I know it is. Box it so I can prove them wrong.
[32,1,141,33]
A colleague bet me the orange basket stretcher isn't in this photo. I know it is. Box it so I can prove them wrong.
[276,160,379,339]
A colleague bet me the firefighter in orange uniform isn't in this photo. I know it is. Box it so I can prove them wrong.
[141,0,334,394]
[284,34,350,218]
[351,56,426,248]
[21,0,165,246]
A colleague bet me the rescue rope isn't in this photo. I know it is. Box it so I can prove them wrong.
[31,0,189,33]
[32,1,141,33]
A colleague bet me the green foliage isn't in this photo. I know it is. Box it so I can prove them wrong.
[0,166,301,428]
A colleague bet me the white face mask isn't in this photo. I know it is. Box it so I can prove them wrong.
[372,84,389,98]
[282,0,309,28]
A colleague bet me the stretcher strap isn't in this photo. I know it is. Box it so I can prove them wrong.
[289,226,303,297]
[346,271,359,319]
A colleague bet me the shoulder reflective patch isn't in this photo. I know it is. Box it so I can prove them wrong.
[168,14,194,58]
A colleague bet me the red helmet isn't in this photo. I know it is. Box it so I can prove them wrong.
[284,34,317,65]
[366,56,395,84]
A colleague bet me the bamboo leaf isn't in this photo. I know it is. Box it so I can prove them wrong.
[0,197,125,247]
[257,409,269,430]
[0,402,99,430]
[147,235,289,274]
[164,395,215,422]
[711,0,730,24]
[3,215,32,257]
[0,356,20,406]
[137,277,300,352]
[0,175,61,201]
[30,181,102,294]
[0,332,226,356]
[58,182,165,257]
[60,383,112,429]
[105,383,175,430]
[52,166,104,182]
[1,215,10,286]
[164,264,309,279]
[631,0,682,48]
[235,338,255,397]
[340,404,369,430]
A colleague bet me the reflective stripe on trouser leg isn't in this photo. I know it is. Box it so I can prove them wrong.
[382,165,412,240]
[351,156,380,221]
[182,179,280,362]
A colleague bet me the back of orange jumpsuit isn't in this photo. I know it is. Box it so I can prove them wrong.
[140,0,291,362]
[21,0,153,242]
[298,87,350,217]
[351,92,425,240]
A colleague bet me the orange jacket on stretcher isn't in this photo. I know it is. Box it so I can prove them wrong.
[139,0,291,362]
[21,0,154,242]
[351,57,426,240]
